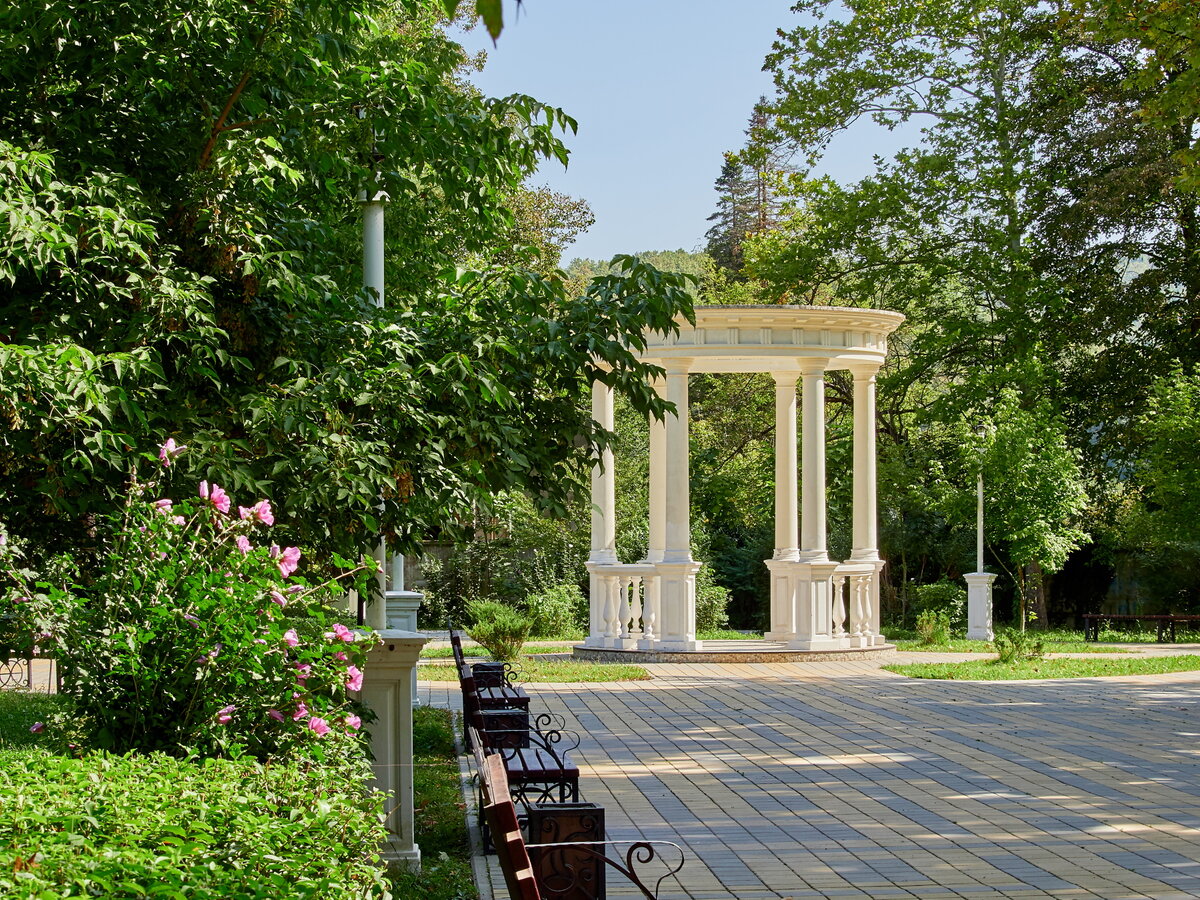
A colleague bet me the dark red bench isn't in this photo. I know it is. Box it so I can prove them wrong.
[479,751,684,899]
[1083,613,1200,643]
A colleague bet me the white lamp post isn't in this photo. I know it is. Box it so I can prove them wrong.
[965,423,996,639]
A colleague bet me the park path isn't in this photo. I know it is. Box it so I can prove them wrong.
[423,650,1200,900]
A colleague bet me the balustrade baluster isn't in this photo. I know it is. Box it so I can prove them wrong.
[602,576,620,641]
[832,573,847,638]
[629,576,644,639]
[641,575,659,646]
[617,576,632,641]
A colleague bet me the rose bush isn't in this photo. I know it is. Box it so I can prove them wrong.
[1,440,378,759]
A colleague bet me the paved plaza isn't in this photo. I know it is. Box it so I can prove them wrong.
[423,653,1200,900]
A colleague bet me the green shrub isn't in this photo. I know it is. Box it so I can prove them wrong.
[994,627,1045,663]
[910,580,967,632]
[466,600,531,661]
[0,747,389,899]
[523,581,586,637]
[1,446,376,759]
[915,609,952,645]
[695,565,731,633]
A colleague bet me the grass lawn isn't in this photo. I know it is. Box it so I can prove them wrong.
[885,627,1127,654]
[420,657,649,683]
[421,644,566,659]
[391,706,477,899]
[698,628,763,641]
[885,655,1200,680]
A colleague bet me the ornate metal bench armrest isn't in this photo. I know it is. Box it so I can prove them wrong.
[526,840,686,899]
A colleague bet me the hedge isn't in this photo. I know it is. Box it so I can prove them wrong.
[0,748,390,899]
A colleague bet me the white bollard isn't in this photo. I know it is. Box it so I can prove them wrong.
[360,629,427,873]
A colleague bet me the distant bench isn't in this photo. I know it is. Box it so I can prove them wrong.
[1083,614,1200,643]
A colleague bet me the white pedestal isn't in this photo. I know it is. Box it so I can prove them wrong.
[385,591,423,707]
[788,560,845,651]
[656,559,701,651]
[965,572,997,640]
[361,630,427,873]
[764,557,799,642]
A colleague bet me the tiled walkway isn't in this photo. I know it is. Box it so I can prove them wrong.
[424,651,1200,900]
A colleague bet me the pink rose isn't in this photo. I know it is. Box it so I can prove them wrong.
[239,500,274,525]
[209,484,231,514]
[236,535,251,555]
[276,546,301,578]
[268,709,285,722]
[283,629,300,648]
[153,498,173,514]
[307,717,330,736]
[171,516,186,526]
[344,714,361,731]
[294,663,312,682]
[292,702,309,722]
[216,704,236,724]
[159,438,185,466]
[29,722,44,734]
[345,665,363,692]
[269,591,287,608]
[333,651,349,662]
[325,623,356,643]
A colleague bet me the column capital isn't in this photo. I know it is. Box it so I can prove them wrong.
[661,358,693,376]
[772,371,799,388]
[801,360,827,377]
[848,361,882,380]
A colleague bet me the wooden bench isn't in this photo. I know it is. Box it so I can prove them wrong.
[1083,613,1200,643]
[450,628,532,710]
[480,751,684,899]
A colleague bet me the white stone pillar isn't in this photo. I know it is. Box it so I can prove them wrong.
[646,376,667,565]
[657,361,699,650]
[586,379,618,648]
[765,373,800,642]
[361,630,427,873]
[799,364,828,561]
[773,373,800,559]
[850,365,880,562]
[590,379,617,564]
[791,362,839,650]
[965,572,997,640]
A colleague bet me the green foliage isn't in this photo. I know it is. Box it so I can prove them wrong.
[420,657,650,683]
[695,565,732,633]
[910,580,967,633]
[466,600,530,662]
[420,491,589,628]
[524,581,587,638]
[993,627,1046,664]
[0,0,695,584]
[0,748,389,899]
[915,609,952,646]
[0,692,71,749]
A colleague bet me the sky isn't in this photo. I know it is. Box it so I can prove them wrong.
[455,0,910,264]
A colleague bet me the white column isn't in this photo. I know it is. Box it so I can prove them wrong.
[789,362,840,650]
[850,365,880,561]
[799,364,828,561]
[657,361,699,651]
[765,372,800,642]
[773,373,800,560]
[646,376,667,565]
[361,630,426,873]
[662,364,691,564]
[589,379,617,564]
[586,378,617,649]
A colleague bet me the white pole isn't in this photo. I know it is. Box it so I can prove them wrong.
[364,180,388,630]
[977,470,984,574]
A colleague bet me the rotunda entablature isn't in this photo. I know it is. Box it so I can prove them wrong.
[637,305,905,374]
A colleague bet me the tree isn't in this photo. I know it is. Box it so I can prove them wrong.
[0,0,694,570]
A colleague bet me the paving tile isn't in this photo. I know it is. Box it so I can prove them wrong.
[425,653,1200,899]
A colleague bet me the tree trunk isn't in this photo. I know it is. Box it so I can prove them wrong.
[1024,561,1047,629]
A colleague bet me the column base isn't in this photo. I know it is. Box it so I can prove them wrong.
[965,572,998,641]
[655,639,703,652]
[382,842,421,875]
[787,636,849,651]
